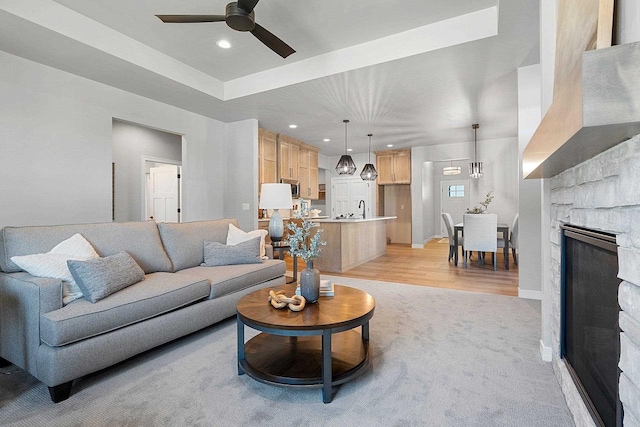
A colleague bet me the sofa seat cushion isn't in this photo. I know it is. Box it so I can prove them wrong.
[176,259,285,300]
[41,272,210,347]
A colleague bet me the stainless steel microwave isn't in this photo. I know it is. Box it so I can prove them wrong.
[280,178,300,199]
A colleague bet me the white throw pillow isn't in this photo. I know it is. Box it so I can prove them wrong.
[227,224,268,260]
[11,233,100,305]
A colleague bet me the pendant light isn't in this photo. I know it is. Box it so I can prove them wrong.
[335,119,357,175]
[469,123,483,178]
[360,133,378,181]
[443,160,461,176]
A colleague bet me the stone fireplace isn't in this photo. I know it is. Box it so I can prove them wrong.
[549,134,640,426]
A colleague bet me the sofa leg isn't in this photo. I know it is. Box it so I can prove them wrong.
[48,381,73,403]
[0,357,11,368]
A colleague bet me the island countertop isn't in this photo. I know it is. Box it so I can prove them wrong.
[315,216,396,223]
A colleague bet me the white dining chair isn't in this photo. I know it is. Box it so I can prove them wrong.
[510,213,519,265]
[441,213,462,262]
[463,213,498,270]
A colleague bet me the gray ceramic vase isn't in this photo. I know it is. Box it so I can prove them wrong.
[300,260,320,303]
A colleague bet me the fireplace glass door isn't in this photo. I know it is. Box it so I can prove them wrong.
[561,225,620,427]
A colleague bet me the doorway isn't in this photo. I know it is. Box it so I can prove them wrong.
[440,180,470,235]
[112,119,183,222]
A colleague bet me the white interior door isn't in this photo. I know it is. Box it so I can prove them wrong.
[331,177,373,218]
[149,165,180,222]
[440,180,469,235]
[350,181,370,217]
[331,180,350,217]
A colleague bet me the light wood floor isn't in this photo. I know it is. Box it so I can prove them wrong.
[283,239,519,297]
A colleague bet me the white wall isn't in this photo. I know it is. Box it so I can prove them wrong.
[0,50,226,229]
[517,65,543,299]
[112,120,182,222]
[225,119,259,231]
[411,137,519,247]
[421,162,435,243]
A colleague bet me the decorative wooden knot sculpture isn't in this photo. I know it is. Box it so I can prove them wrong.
[268,290,306,312]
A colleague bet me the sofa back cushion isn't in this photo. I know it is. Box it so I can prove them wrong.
[158,219,238,272]
[0,221,172,274]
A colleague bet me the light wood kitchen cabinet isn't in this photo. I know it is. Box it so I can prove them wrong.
[278,135,299,180]
[258,128,278,194]
[375,149,411,184]
[298,146,319,199]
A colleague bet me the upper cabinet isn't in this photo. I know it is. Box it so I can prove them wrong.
[298,146,319,199]
[258,131,321,199]
[375,149,411,185]
[278,134,300,180]
[258,128,278,194]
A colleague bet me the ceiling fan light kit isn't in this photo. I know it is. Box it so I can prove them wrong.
[469,123,483,179]
[336,120,357,175]
[156,1,295,58]
[360,133,378,181]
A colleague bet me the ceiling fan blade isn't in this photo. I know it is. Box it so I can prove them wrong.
[250,23,295,58]
[156,15,226,23]
[237,0,260,13]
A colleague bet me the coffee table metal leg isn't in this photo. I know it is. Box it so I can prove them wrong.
[362,322,369,341]
[237,316,245,375]
[322,330,332,403]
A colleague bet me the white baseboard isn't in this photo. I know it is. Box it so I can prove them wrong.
[540,340,552,362]
[518,288,542,300]
[411,244,424,249]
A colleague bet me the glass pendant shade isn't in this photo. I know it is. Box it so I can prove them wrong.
[360,133,378,181]
[361,163,378,180]
[336,155,357,175]
[469,162,483,178]
[336,119,356,175]
[469,123,483,178]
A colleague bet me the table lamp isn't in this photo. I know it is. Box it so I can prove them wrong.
[259,183,293,242]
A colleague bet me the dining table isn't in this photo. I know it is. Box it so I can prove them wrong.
[453,222,510,270]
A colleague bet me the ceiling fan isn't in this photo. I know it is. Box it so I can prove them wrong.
[156,0,295,59]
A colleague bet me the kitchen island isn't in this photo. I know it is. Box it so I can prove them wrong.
[313,216,396,273]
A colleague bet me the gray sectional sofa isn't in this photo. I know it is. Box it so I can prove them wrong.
[0,218,285,402]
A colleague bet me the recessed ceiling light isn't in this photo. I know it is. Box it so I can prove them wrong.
[216,40,232,49]
[387,144,394,147]
[347,148,353,152]
[289,124,297,129]
[323,138,330,142]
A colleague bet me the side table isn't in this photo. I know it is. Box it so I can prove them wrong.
[271,241,297,284]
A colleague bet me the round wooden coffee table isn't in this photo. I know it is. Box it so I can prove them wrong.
[236,284,375,403]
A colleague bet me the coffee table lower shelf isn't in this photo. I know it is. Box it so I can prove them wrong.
[238,330,371,402]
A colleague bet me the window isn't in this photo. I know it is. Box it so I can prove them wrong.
[448,185,464,198]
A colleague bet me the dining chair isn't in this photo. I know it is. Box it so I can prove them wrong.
[510,213,519,265]
[441,213,461,262]
[463,213,498,270]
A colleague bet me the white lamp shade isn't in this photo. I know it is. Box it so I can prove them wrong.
[259,183,293,209]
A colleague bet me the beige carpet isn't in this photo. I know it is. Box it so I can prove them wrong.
[0,276,573,426]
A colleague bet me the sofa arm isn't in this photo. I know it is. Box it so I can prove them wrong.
[265,244,274,260]
[0,272,62,375]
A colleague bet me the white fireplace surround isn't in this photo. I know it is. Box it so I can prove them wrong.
[548,134,640,426]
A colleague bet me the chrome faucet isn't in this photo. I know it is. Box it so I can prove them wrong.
[358,200,366,219]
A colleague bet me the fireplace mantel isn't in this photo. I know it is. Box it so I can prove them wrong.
[523,41,640,179]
